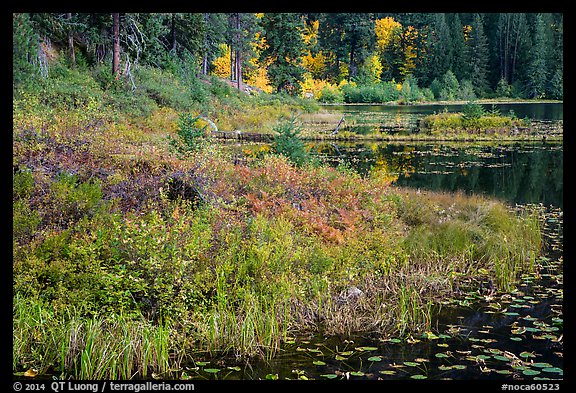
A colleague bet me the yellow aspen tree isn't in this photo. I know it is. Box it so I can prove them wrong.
[211,43,231,79]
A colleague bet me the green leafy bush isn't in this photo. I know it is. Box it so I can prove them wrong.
[50,172,106,225]
[342,82,400,103]
[271,114,310,166]
[169,113,208,154]
[13,200,41,243]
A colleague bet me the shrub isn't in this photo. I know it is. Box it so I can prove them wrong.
[341,82,400,103]
[13,168,35,199]
[271,114,310,166]
[461,101,486,128]
[49,172,106,226]
[169,113,208,155]
[318,85,344,103]
[13,200,41,243]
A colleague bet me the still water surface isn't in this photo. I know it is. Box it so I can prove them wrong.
[324,102,563,121]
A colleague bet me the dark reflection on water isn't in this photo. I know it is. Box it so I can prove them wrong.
[310,141,563,209]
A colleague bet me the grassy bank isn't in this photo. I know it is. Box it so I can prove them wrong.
[13,65,544,379]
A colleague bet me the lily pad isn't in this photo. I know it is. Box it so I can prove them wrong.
[542,367,563,374]
[356,346,378,351]
[422,331,439,340]
[404,361,420,367]
[435,353,449,358]
[379,370,396,375]
[520,351,536,358]
[410,374,427,379]
[350,371,365,377]
[523,369,541,376]
[496,370,513,375]
[23,369,38,377]
[368,356,382,362]
[313,360,326,366]
[493,355,511,362]
[532,363,554,368]
[204,368,221,373]
[320,374,338,379]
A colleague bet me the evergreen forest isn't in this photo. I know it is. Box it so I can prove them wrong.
[13,13,563,102]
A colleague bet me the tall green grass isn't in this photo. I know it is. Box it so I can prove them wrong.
[13,295,176,379]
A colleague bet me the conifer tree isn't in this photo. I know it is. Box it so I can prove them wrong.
[451,13,466,81]
[527,13,550,98]
[465,14,490,96]
[259,13,306,95]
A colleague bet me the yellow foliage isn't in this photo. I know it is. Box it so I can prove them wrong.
[246,65,273,93]
[211,44,231,79]
[242,31,273,93]
[302,19,319,45]
[375,17,402,52]
[463,25,472,42]
[302,50,326,78]
[363,54,383,83]
[399,26,419,79]
[338,79,355,88]
[300,73,335,99]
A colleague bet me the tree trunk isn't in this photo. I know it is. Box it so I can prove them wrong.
[236,49,242,91]
[235,13,242,91]
[112,13,120,78]
[202,13,209,75]
[66,13,75,67]
[171,14,177,52]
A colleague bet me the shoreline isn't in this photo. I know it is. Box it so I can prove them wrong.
[319,99,564,107]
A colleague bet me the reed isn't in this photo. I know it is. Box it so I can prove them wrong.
[13,294,175,379]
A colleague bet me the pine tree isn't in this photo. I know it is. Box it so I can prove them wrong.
[465,14,490,96]
[112,13,120,77]
[429,13,453,79]
[318,13,375,83]
[259,13,306,95]
[451,13,466,81]
[527,13,549,98]
[548,14,563,99]
[13,13,39,85]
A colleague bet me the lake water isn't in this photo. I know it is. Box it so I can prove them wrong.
[316,102,563,135]
[324,102,564,121]
[309,141,563,209]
